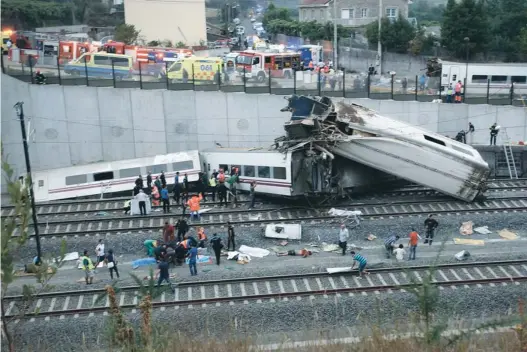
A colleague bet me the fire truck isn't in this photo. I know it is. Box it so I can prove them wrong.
[58,41,94,64]
[236,50,300,82]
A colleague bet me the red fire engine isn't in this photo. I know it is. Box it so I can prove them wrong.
[58,41,92,64]
[236,51,300,82]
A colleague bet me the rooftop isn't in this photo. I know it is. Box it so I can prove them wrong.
[300,0,330,6]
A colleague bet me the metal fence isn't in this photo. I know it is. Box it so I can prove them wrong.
[2,55,525,106]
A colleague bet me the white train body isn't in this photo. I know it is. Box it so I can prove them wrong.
[440,60,527,97]
[329,102,490,202]
[32,150,201,202]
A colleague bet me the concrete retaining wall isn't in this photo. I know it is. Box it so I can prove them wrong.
[2,74,526,177]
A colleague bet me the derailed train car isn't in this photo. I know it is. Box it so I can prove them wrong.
[278,95,490,202]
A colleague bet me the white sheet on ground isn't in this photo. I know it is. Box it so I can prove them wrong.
[474,226,491,235]
[198,208,212,214]
[264,224,302,240]
[328,208,363,217]
[238,245,270,258]
[327,267,352,274]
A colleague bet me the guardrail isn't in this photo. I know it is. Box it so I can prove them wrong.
[2,54,525,106]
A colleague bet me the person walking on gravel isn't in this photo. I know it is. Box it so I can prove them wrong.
[350,251,369,278]
[156,256,172,287]
[187,244,198,276]
[408,228,421,260]
[338,224,349,256]
[105,249,120,279]
[81,250,95,285]
[210,233,224,265]
[384,234,400,258]
[424,214,438,245]
[227,221,236,251]
[95,239,105,268]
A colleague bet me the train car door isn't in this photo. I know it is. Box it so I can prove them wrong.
[33,175,49,202]
[449,66,460,85]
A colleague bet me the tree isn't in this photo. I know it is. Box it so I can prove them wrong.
[409,0,445,24]
[114,24,140,45]
[441,0,491,59]
[263,3,291,27]
[1,148,66,352]
[1,0,70,29]
[366,16,417,54]
[175,41,187,48]
[519,27,527,57]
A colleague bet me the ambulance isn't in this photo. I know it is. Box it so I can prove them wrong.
[166,57,223,83]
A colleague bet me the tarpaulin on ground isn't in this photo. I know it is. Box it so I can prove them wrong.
[238,245,270,258]
[185,255,212,264]
[499,229,518,240]
[328,208,363,217]
[459,221,474,235]
[132,258,157,269]
[454,238,484,246]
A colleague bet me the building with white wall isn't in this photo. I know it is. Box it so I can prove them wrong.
[124,0,206,45]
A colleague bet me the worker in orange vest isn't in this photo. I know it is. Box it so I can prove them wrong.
[197,227,207,248]
[308,60,314,70]
[187,193,203,221]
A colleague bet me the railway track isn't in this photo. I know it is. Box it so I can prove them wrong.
[4,260,527,321]
[10,195,527,238]
[2,179,527,218]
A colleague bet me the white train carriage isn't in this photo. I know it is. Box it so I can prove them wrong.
[440,60,527,97]
[32,150,201,202]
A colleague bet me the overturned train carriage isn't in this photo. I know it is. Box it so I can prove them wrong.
[279,95,490,202]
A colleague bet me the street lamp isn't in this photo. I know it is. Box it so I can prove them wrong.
[464,37,470,83]
[14,102,42,265]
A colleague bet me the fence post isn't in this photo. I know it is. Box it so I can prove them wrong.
[165,61,169,90]
[268,67,271,94]
[486,79,490,104]
[390,74,394,100]
[111,60,117,88]
[342,70,345,97]
[317,70,321,96]
[510,82,514,105]
[218,64,221,89]
[437,76,441,101]
[293,69,297,94]
[1,53,5,74]
[243,66,246,93]
[56,55,62,85]
[29,55,34,84]
[463,78,467,103]
[192,64,195,90]
[367,74,371,98]
[138,62,143,89]
[414,75,418,101]
[84,58,89,86]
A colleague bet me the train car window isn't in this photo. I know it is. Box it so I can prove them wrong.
[451,145,473,156]
[273,167,287,180]
[424,135,446,146]
[207,163,210,171]
[243,165,255,177]
[491,75,507,83]
[172,161,193,171]
[511,76,527,84]
[119,167,141,178]
[38,180,44,187]
[93,171,114,181]
[219,164,229,173]
[471,75,488,83]
[150,164,166,174]
[258,166,270,178]
[65,174,88,185]
[231,165,241,175]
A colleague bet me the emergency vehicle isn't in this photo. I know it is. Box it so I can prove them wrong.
[298,45,323,67]
[59,41,93,64]
[2,30,14,54]
[101,41,193,63]
[167,57,223,83]
[236,51,300,82]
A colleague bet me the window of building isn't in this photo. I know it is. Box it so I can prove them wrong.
[65,174,87,185]
[491,75,507,83]
[150,164,167,174]
[173,160,193,171]
[273,167,287,180]
[424,135,446,146]
[93,171,114,182]
[511,76,527,84]
[258,166,270,178]
[243,165,256,177]
[361,8,368,18]
[119,167,141,178]
[341,9,354,19]
[386,7,397,18]
[311,9,315,18]
[471,75,488,84]
[303,9,307,20]
[319,9,324,19]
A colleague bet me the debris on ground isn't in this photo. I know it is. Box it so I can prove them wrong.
[328,208,362,217]
[185,255,212,265]
[459,221,474,235]
[455,250,471,261]
[453,238,484,246]
[347,243,363,251]
[321,243,340,252]
[94,211,109,216]
[366,234,377,241]
[264,224,302,240]
[499,229,519,240]
[238,245,270,258]
[474,226,492,235]
[279,240,288,246]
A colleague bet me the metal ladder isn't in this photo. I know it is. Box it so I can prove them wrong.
[502,128,518,179]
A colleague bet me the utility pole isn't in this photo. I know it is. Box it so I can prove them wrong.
[333,0,338,68]
[377,0,383,74]
[14,102,42,265]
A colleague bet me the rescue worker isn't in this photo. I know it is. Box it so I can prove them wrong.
[174,242,186,265]
[187,243,198,276]
[183,173,189,190]
[175,217,189,242]
[401,77,408,94]
[424,214,438,245]
[308,60,314,70]
[35,70,46,85]
[227,221,236,251]
[490,123,499,146]
[199,172,208,201]
[209,174,217,202]
[187,193,203,221]
[218,182,228,206]
[454,80,463,103]
[338,224,349,256]
[81,250,95,285]
[210,233,224,265]
[156,257,172,287]
[455,130,467,144]
[173,172,181,204]
[248,181,257,209]
[146,171,153,193]
[123,199,131,214]
[154,244,168,262]
[161,185,170,213]
[160,171,166,188]
[163,221,175,244]
[135,175,144,189]
[144,239,158,257]
[133,184,141,196]
[384,234,400,258]
[135,189,149,215]
[154,176,162,194]
[446,84,454,103]
[227,171,239,205]
[197,227,207,248]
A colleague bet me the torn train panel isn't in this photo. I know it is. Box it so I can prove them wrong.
[279,96,490,202]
